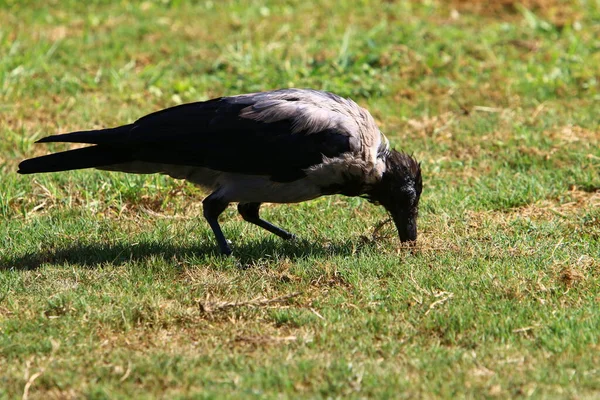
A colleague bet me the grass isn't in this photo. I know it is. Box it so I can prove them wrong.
[1,0,599,398]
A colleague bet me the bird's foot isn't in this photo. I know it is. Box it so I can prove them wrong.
[282,232,298,241]
[219,240,233,256]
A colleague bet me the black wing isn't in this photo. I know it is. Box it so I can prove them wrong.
[28,90,356,182]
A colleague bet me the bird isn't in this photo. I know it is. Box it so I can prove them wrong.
[18,88,422,255]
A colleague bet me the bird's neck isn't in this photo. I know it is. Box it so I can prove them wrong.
[317,154,387,198]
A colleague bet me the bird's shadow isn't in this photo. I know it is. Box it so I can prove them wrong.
[1,236,363,271]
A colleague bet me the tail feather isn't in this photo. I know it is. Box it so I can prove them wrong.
[18,146,132,174]
[36,124,134,145]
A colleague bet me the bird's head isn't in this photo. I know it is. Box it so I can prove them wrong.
[368,150,422,243]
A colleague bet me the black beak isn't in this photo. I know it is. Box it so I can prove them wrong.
[390,210,417,243]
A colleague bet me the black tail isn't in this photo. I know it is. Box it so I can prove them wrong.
[18,124,135,174]
[18,146,132,174]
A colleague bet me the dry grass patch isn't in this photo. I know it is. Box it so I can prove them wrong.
[468,189,599,223]
[448,0,580,22]
[406,112,457,140]
[198,291,301,315]
[556,255,597,288]
[514,189,600,219]
[558,265,586,287]
[547,125,599,148]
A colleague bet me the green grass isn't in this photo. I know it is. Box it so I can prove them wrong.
[1,0,599,398]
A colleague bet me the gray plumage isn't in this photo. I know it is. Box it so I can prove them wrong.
[18,88,422,255]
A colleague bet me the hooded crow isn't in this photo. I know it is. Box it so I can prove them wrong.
[18,89,422,255]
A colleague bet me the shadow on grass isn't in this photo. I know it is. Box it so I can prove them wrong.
[1,236,360,271]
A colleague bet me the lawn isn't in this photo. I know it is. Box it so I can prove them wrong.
[1,0,599,398]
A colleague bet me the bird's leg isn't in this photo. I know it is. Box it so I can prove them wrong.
[203,194,232,255]
[238,202,296,240]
